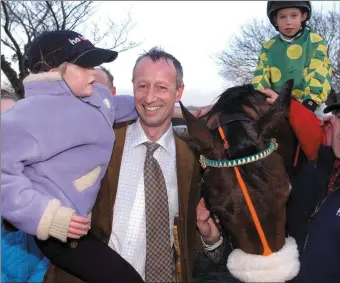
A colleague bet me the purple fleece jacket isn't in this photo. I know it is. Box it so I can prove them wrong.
[1,73,137,242]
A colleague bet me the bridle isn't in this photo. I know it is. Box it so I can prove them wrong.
[201,114,279,256]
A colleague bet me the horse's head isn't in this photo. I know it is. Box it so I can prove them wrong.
[180,80,294,255]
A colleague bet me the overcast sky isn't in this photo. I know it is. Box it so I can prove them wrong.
[92,1,338,106]
[1,1,338,106]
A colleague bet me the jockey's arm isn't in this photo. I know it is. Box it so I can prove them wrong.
[301,40,332,112]
[252,47,272,90]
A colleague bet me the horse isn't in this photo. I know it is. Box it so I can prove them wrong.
[180,80,300,282]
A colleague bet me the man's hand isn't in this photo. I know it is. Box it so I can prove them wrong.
[260,89,279,105]
[67,215,91,239]
[322,115,335,146]
[196,198,221,244]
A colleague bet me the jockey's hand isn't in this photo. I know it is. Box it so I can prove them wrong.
[322,115,335,146]
[67,215,91,239]
[196,198,221,244]
[260,89,279,105]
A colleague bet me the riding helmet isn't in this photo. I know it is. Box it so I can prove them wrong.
[267,1,312,30]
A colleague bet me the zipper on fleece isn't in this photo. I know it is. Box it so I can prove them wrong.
[303,187,340,251]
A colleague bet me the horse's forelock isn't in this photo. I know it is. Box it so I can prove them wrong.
[206,85,276,186]
[208,85,266,121]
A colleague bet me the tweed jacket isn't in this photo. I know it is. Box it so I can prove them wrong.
[43,121,202,283]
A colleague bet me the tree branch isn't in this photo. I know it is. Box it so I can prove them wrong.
[45,1,60,30]
[1,2,22,57]
[1,54,24,97]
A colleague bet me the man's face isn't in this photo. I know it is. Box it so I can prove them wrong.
[94,69,116,95]
[133,57,183,131]
[332,111,340,158]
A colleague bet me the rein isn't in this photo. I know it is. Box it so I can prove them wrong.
[201,117,278,256]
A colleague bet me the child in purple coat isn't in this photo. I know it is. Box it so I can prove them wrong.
[1,30,143,283]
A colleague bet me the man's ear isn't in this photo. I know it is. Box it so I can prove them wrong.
[179,101,215,153]
[175,84,184,102]
[258,80,293,140]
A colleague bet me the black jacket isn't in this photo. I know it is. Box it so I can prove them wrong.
[287,145,340,283]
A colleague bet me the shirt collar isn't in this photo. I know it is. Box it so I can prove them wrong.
[128,119,175,157]
[279,29,303,43]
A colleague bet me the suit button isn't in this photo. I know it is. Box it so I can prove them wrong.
[70,240,78,249]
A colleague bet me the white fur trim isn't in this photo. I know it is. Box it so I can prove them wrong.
[227,237,300,282]
[36,199,61,240]
[23,72,62,84]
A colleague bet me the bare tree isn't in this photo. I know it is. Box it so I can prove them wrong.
[1,1,141,98]
[216,9,340,91]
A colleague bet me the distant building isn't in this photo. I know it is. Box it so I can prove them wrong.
[173,125,188,135]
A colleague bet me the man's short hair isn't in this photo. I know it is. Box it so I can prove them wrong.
[132,47,183,89]
[1,89,18,101]
[98,66,114,89]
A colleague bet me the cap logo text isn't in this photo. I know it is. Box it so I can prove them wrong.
[69,35,87,45]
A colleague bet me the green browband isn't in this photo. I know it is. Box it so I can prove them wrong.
[199,139,278,169]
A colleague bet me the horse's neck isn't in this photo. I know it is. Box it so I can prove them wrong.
[274,119,307,179]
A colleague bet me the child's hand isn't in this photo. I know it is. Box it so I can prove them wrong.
[68,215,91,239]
[260,89,279,105]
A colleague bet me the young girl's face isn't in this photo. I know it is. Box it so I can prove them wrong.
[62,63,96,97]
[275,8,308,38]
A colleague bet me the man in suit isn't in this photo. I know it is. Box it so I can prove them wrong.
[43,47,222,283]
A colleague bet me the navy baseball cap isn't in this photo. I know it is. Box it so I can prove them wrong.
[324,103,340,114]
[25,30,118,73]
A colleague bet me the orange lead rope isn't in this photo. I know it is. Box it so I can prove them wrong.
[217,119,273,256]
[233,167,273,256]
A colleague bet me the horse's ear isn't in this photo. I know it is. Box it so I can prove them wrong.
[179,101,215,152]
[277,79,293,109]
[258,80,293,140]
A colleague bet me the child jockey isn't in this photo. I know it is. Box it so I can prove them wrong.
[252,1,333,161]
